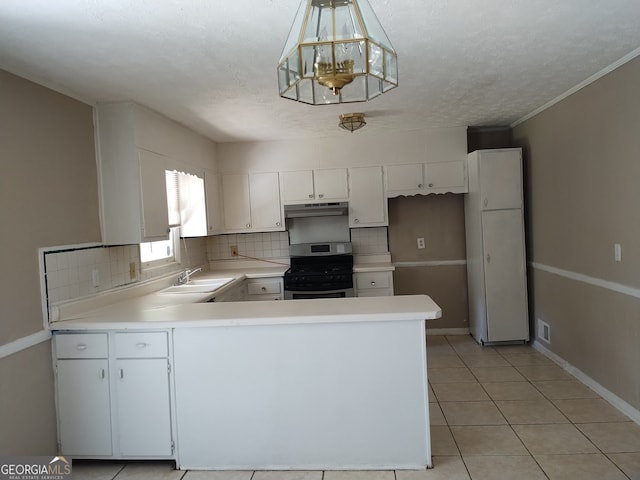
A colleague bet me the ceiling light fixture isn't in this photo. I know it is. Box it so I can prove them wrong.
[339,113,366,132]
[278,0,398,105]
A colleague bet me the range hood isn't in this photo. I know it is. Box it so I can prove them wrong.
[284,202,349,218]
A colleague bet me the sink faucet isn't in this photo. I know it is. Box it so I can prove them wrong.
[176,267,202,285]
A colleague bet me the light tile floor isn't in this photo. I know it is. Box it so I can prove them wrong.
[71,335,640,480]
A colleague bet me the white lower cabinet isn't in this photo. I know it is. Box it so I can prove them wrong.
[114,358,173,456]
[354,271,394,297]
[53,331,174,459]
[245,277,283,301]
[56,358,112,456]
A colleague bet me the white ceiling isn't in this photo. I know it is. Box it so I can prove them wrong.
[1,0,640,144]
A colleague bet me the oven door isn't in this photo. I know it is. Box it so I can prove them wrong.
[284,288,354,300]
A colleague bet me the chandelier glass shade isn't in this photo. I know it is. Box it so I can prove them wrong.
[278,0,398,105]
[339,113,366,132]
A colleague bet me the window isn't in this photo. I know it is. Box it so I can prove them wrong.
[140,228,179,266]
[139,168,204,268]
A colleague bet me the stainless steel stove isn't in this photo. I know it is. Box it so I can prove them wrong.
[284,242,354,300]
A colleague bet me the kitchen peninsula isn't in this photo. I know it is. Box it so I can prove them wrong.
[51,287,441,470]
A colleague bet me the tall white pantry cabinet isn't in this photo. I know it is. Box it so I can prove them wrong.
[464,148,529,344]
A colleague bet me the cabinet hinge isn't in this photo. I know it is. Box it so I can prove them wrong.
[171,440,175,454]
[57,442,61,453]
[167,363,171,374]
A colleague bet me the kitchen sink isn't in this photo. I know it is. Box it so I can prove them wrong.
[158,277,235,294]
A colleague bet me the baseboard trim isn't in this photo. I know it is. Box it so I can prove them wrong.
[0,330,52,360]
[426,328,470,336]
[532,340,640,425]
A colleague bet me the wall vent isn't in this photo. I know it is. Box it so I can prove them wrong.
[537,318,551,344]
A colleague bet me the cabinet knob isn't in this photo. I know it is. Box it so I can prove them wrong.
[428,183,434,188]
[354,219,360,224]
[418,183,423,188]
[276,221,281,227]
[308,194,314,199]
[318,194,324,199]
[135,342,148,349]
[483,198,489,208]
[261,287,267,292]
[371,281,376,286]
[246,223,251,228]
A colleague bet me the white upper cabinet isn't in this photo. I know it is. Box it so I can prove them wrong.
[138,150,171,241]
[96,102,216,245]
[280,168,348,204]
[204,170,223,235]
[349,166,387,227]
[222,174,252,231]
[249,172,283,231]
[385,163,424,193]
[425,161,467,192]
[222,172,283,233]
[476,151,522,210]
[385,161,467,197]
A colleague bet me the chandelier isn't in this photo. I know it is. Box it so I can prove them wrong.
[278,0,398,105]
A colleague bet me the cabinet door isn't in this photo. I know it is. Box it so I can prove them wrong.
[205,170,223,234]
[115,359,173,456]
[479,150,522,210]
[222,174,252,231]
[425,161,466,190]
[481,210,528,342]
[349,166,387,227]
[56,359,112,456]
[249,172,283,230]
[314,168,349,201]
[280,170,315,204]
[385,164,424,192]
[138,150,170,240]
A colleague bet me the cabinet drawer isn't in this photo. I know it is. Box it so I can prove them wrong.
[247,281,281,295]
[114,332,168,358]
[55,333,108,359]
[355,271,392,290]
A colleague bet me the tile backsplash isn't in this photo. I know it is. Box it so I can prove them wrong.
[351,227,389,254]
[45,245,140,304]
[42,228,386,310]
[207,232,290,261]
[43,237,208,307]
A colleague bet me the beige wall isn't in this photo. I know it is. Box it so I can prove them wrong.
[388,194,469,330]
[513,56,640,410]
[0,70,101,452]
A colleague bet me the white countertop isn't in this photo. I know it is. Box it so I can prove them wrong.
[50,262,439,331]
[51,295,441,330]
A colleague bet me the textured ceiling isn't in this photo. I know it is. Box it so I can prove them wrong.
[1,0,640,143]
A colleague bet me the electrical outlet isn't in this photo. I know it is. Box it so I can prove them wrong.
[614,243,622,262]
[417,237,425,249]
[91,268,100,287]
[230,245,238,257]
